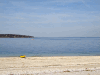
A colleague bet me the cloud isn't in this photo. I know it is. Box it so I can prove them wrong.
[82,0,90,8]
[1,11,100,28]
[38,0,82,6]
[52,0,82,3]
[0,15,25,20]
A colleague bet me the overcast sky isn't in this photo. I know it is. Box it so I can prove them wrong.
[0,0,100,37]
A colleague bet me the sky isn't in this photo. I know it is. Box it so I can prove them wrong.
[0,0,100,37]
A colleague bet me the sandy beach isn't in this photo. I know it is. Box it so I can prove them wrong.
[0,56,100,75]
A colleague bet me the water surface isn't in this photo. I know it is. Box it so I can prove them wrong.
[0,37,100,57]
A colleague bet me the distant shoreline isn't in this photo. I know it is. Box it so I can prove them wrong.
[0,34,34,38]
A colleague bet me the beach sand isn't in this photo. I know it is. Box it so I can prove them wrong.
[0,56,100,75]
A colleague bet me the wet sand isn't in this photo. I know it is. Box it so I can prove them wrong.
[0,56,100,75]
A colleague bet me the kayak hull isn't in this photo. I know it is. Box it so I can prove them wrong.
[20,55,26,58]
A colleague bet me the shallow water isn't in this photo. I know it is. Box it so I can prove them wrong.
[0,37,100,57]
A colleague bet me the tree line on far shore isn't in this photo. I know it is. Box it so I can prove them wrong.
[0,34,34,38]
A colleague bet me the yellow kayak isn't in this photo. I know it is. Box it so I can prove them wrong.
[20,55,26,58]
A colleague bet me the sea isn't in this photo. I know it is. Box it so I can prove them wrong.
[0,37,100,57]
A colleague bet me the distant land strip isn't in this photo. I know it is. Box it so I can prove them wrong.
[0,34,34,38]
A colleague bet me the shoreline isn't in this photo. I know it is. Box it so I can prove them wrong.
[0,56,100,75]
[0,54,100,57]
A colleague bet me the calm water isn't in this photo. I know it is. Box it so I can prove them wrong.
[0,37,100,57]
